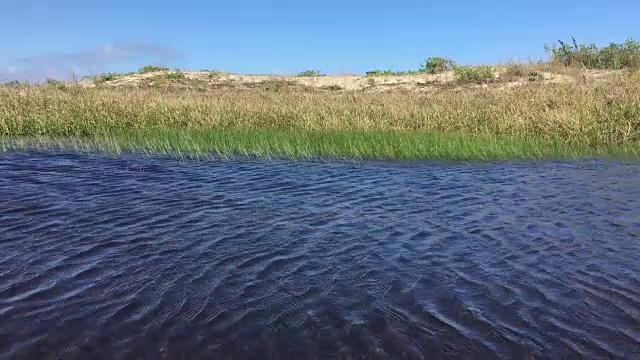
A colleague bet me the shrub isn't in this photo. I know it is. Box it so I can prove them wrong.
[545,38,640,70]
[365,69,419,76]
[45,78,66,89]
[297,69,323,77]
[527,71,544,82]
[138,65,170,74]
[92,72,121,84]
[420,56,456,74]
[504,63,529,77]
[164,69,186,80]
[321,85,343,91]
[366,69,393,77]
[2,80,22,87]
[452,66,496,84]
[599,39,640,69]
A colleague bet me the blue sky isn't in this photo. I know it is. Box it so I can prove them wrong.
[1,0,639,80]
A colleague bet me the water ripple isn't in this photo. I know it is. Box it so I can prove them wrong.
[0,152,639,359]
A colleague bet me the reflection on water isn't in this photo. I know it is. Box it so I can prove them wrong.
[0,151,639,359]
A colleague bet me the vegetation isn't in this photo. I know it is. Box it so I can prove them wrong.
[3,38,640,160]
[297,69,323,77]
[545,38,640,70]
[164,69,186,80]
[452,65,496,84]
[138,65,170,74]
[1,80,22,87]
[365,69,419,77]
[420,56,456,74]
[91,72,122,84]
[1,72,639,159]
[45,78,66,89]
[498,63,544,82]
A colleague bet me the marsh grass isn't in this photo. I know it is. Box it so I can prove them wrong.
[5,128,635,161]
[1,73,640,159]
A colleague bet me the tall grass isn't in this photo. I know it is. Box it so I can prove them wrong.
[1,73,640,159]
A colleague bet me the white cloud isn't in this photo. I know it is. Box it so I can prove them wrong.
[1,41,180,82]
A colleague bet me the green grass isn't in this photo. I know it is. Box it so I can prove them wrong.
[2,127,638,161]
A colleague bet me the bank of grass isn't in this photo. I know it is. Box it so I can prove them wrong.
[5,128,634,161]
[1,71,640,160]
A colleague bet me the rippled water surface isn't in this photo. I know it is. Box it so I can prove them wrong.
[1,151,639,359]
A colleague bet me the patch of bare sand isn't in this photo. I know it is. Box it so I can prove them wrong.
[76,68,620,92]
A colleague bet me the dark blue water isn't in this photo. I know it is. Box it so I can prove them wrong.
[0,151,639,359]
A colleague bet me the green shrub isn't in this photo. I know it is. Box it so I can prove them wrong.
[164,69,186,80]
[138,65,170,74]
[101,73,119,81]
[45,78,66,89]
[545,38,640,70]
[452,66,496,84]
[2,80,22,87]
[527,71,544,82]
[366,69,393,77]
[297,69,323,77]
[504,63,529,77]
[420,56,456,74]
[92,72,121,84]
[365,69,418,76]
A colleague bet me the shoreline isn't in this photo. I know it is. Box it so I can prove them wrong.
[2,61,640,161]
[2,128,638,161]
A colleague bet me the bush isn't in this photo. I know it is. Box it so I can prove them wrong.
[164,69,186,80]
[2,80,22,87]
[527,71,544,82]
[545,38,640,70]
[45,78,66,89]
[138,65,170,74]
[504,63,529,77]
[453,66,496,84]
[321,85,343,91]
[93,72,120,84]
[297,69,323,77]
[366,69,393,77]
[420,56,456,74]
[365,69,418,76]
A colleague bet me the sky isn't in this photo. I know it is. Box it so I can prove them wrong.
[1,0,639,81]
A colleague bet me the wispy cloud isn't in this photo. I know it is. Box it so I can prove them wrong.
[1,42,180,82]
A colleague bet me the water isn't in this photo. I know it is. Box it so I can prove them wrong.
[0,151,639,359]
